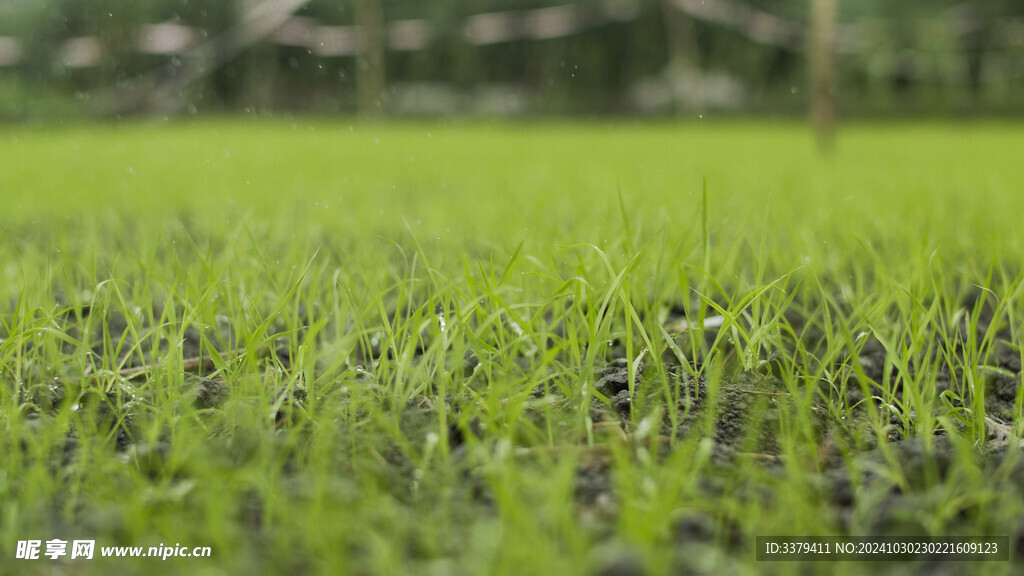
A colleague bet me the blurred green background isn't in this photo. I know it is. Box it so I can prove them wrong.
[0,0,1022,121]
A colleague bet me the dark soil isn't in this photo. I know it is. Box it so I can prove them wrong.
[9,297,1024,575]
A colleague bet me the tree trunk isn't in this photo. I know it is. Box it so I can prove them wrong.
[355,0,386,116]
[809,0,837,152]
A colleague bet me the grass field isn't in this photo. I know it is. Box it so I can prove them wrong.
[2,120,1024,575]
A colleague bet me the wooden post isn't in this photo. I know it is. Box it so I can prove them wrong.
[661,0,701,113]
[355,0,386,116]
[809,0,837,152]
[962,0,987,112]
[239,0,276,113]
